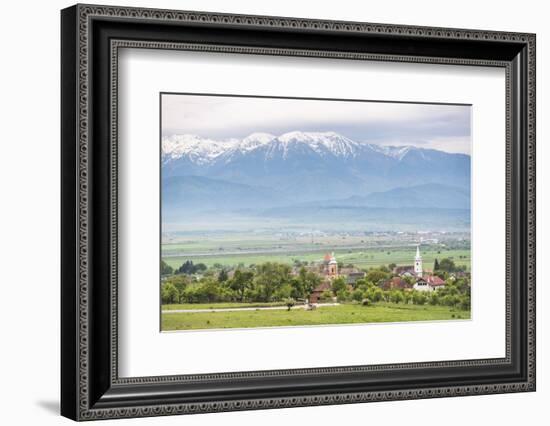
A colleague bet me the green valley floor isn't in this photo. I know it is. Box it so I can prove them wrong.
[161,302,470,331]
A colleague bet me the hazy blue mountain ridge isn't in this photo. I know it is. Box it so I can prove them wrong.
[162,131,471,231]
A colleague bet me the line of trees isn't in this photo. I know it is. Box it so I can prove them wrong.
[160,259,471,310]
[161,262,321,305]
[347,278,470,310]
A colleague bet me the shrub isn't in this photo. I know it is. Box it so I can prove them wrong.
[459,295,471,310]
[161,282,178,304]
[319,290,333,302]
[389,290,404,304]
[412,291,427,305]
[366,288,384,303]
[351,289,364,302]
[337,289,352,302]
[429,293,440,305]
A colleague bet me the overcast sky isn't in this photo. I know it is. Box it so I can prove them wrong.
[161,93,471,154]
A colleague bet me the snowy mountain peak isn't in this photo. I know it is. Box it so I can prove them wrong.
[162,134,239,165]
[278,130,349,143]
[273,131,359,158]
[240,133,276,152]
[161,131,450,166]
[243,132,276,144]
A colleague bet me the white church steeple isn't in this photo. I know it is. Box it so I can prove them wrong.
[414,245,423,277]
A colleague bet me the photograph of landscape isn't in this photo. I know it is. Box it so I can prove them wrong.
[160,93,472,331]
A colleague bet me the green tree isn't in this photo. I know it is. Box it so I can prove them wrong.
[433,258,440,271]
[351,289,364,302]
[194,263,207,273]
[454,278,471,295]
[161,282,179,304]
[195,278,223,303]
[459,295,471,310]
[254,262,291,302]
[337,288,352,302]
[176,260,208,275]
[439,258,456,273]
[160,260,174,276]
[229,270,254,302]
[319,290,333,302]
[164,274,191,303]
[218,269,229,283]
[331,277,347,298]
[389,290,404,304]
[176,260,194,275]
[274,284,293,300]
[354,278,368,290]
[428,291,441,306]
[365,269,389,285]
[296,267,321,300]
[366,288,384,303]
[429,292,440,306]
[412,291,427,305]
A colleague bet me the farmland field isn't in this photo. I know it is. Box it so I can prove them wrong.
[161,302,470,331]
[162,241,470,271]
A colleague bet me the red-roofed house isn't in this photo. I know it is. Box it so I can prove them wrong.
[413,275,446,292]
[309,281,333,304]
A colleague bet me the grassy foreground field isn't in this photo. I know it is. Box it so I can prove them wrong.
[163,302,288,310]
[161,302,470,331]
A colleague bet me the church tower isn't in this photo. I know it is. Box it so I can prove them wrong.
[327,252,338,277]
[414,245,423,277]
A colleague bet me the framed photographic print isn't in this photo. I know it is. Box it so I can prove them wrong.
[61,4,536,421]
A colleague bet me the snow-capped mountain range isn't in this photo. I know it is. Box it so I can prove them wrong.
[162,131,437,165]
[162,132,279,164]
[161,131,470,219]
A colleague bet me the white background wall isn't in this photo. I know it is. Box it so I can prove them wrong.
[0,0,547,424]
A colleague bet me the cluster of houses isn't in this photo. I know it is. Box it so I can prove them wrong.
[308,246,455,303]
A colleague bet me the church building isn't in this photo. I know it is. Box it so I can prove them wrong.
[411,245,447,292]
[323,252,338,277]
[393,244,424,278]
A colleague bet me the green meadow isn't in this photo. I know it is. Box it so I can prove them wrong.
[162,246,470,271]
[161,302,470,331]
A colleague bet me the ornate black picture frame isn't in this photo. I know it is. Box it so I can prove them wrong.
[61,4,536,421]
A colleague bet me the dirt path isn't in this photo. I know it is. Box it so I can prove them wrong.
[162,303,340,314]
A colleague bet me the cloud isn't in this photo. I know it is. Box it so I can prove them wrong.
[373,136,472,155]
[161,94,471,154]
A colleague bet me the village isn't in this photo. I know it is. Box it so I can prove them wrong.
[306,246,460,303]
[160,244,471,329]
